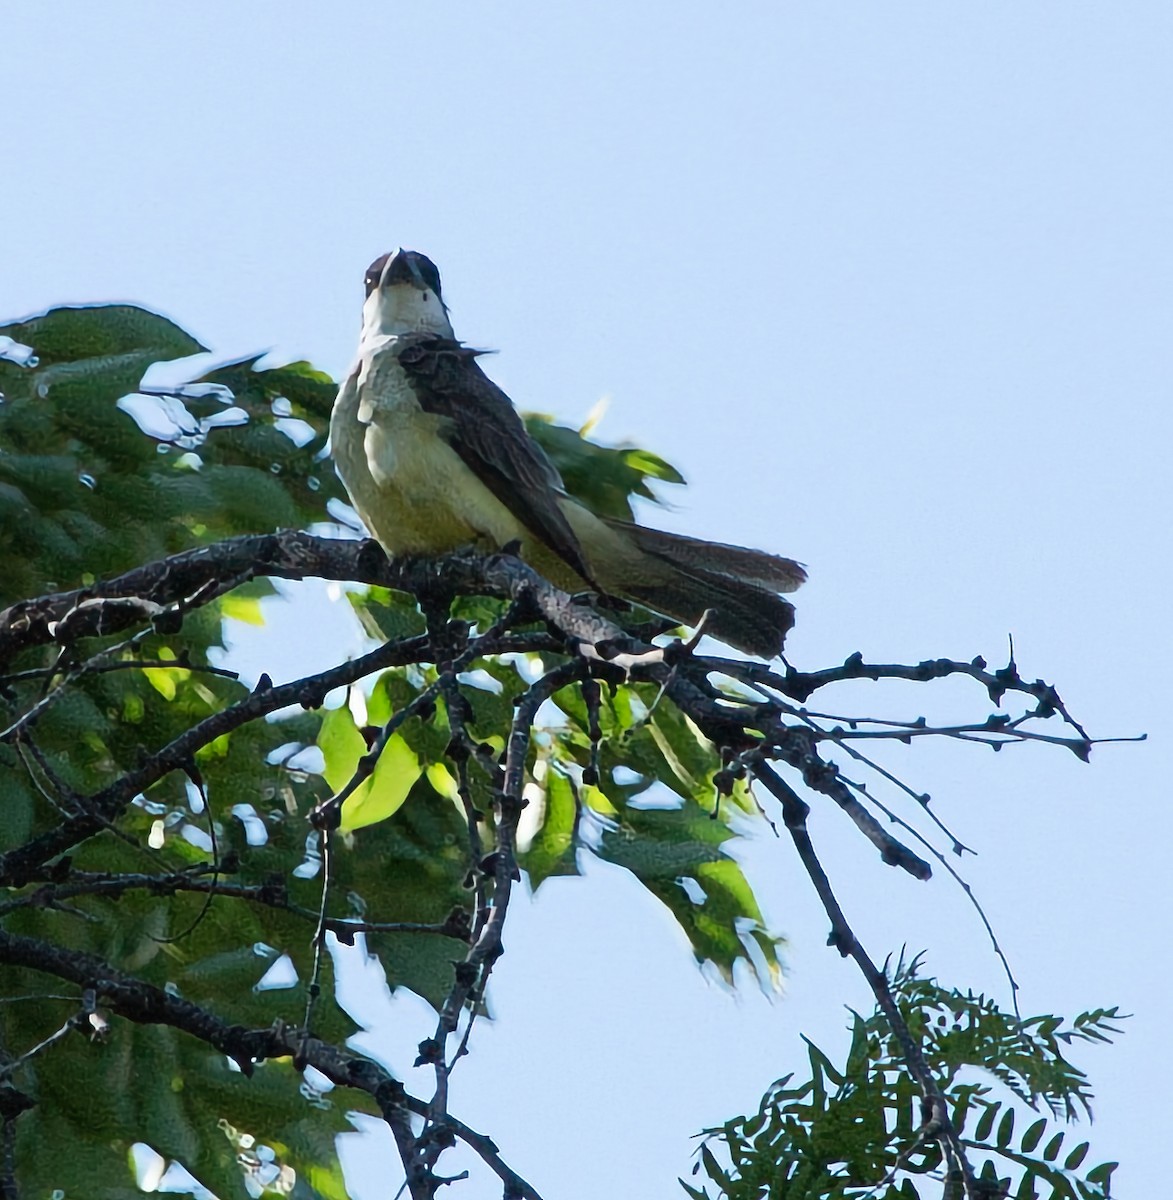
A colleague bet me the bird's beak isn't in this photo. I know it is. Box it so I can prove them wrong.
[382,248,424,289]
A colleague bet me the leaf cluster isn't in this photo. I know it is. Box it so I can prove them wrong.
[0,306,779,1197]
[0,305,1125,1200]
[686,955,1123,1200]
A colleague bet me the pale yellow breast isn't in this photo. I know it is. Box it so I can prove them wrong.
[331,345,526,557]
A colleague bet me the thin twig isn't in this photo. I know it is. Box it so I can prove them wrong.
[300,824,334,1064]
[0,657,238,687]
[421,659,584,1174]
[0,1016,76,1082]
[753,766,981,1199]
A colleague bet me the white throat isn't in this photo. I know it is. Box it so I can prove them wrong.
[360,283,454,346]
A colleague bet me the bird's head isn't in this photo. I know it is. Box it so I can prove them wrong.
[360,248,454,342]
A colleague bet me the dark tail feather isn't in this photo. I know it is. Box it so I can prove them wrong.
[623,570,795,658]
[608,520,807,593]
[603,519,804,658]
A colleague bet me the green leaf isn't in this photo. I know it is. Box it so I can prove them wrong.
[333,776,474,1007]
[315,701,423,833]
[142,664,180,701]
[623,446,686,485]
[318,702,368,792]
[341,731,421,833]
[525,415,684,520]
[1064,1142,1089,1170]
[699,1143,731,1187]
[969,1099,997,1137]
[221,592,267,626]
[1021,1116,1048,1153]
[349,585,426,641]
[691,958,1121,1199]
[6,1014,359,1200]
[520,764,580,887]
[598,801,781,985]
[1084,1161,1117,1187]
[0,304,205,365]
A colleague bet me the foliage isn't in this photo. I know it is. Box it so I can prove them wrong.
[685,955,1122,1200]
[0,305,783,1198]
[0,304,1123,1200]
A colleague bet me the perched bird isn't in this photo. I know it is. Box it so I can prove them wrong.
[330,249,806,657]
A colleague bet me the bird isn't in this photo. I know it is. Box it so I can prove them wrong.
[329,249,806,657]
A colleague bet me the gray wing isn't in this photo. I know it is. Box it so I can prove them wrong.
[394,336,596,584]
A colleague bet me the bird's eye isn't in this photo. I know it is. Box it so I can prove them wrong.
[363,253,392,297]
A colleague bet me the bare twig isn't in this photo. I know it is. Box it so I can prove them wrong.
[0,657,238,687]
[753,766,981,1199]
[418,659,584,1183]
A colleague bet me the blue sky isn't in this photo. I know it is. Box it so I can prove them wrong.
[5,3,1170,1196]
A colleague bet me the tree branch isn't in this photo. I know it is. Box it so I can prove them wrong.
[0,529,1122,1199]
[0,927,543,1200]
[0,531,622,668]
